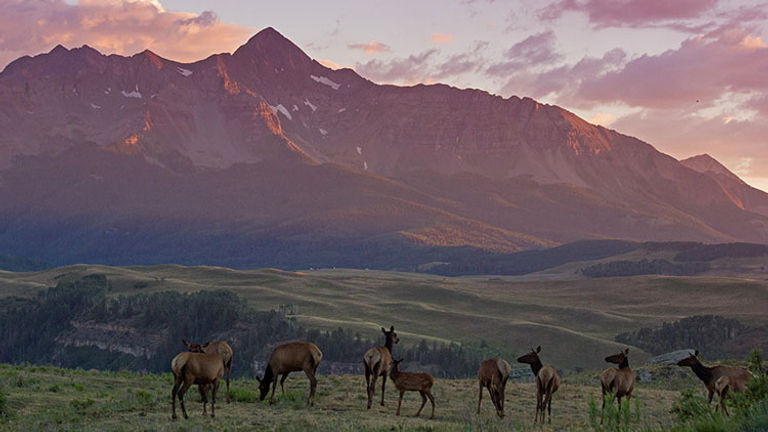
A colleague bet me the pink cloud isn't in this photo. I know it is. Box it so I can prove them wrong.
[0,0,253,70]
[355,50,437,84]
[487,31,561,76]
[577,28,768,108]
[540,0,719,28]
[432,33,455,45]
[348,40,392,55]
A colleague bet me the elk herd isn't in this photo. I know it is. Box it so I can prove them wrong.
[170,326,756,423]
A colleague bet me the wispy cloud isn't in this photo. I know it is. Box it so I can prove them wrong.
[431,33,455,45]
[539,0,719,29]
[348,40,391,55]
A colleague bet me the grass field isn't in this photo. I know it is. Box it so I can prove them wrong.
[1,264,767,370]
[1,362,710,432]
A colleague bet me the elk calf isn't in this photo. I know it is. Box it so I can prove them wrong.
[677,350,752,416]
[600,348,634,424]
[389,359,435,419]
[477,357,511,418]
[517,346,560,424]
[171,351,225,420]
[257,341,323,406]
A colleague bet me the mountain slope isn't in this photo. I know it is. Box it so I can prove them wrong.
[0,27,767,267]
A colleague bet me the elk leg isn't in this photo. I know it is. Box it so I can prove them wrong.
[364,362,373,409]
[547,392,553,424]
[600,390,606,425]
[171,376,182,420]
[476,382,483,414]
[397,390,405,416]
[416,390,427,417]
[178,378,193,420]
[280,372,289,394]
[210,379,218,418]
[535,388,542,423]
[426,390,435,419]
[225,359,232,404]
[708,389,714,404]
[199,384,208,415]
[269,374,279,404]
[380,372,387,406]
[305,369,318,406]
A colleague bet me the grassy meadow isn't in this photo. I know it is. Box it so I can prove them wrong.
[0,362,711,432]
[1,263,767,369]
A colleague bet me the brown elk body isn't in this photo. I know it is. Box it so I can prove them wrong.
[171,351,225,420]
[600,348,634,424]
[257,341,323,406]
[363,326,400,408]
[677,350,752,415]
[183,340,234,404]
[389,359,436,419]
[517,346,560,424]
[477,357,511,418]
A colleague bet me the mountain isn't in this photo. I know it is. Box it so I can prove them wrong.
[1,27,767,268]
[681,154,768,216]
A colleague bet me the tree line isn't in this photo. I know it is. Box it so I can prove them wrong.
[0,275,483,378]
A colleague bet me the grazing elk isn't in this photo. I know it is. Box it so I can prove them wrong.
[171,350,225,420]
[517,346,560,424]
[477,357,511,418]
[600,348,634,424]
[677,350,752,415]
[389,359,435,419]
[183,339,234,404]
[363,326,400,409]
[257,341,323,406]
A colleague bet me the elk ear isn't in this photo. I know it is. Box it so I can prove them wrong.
[381,327,387,334]
[390,325,395,332]
[203,342,210,348]
[624,348,629,355]
[536,345,542,353]
[182,339,190,347]
[255,376,261,383]
[694,350,699,356]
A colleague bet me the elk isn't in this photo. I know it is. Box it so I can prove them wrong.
[183,339,234,403]
[600,348,634,424]
[170,350,225,420]
[517,346,560,424]
[677,350,752,415]
[363,326,400,408]
[256,341,323,406]
[389,359,435,419]
[477,357,511,418]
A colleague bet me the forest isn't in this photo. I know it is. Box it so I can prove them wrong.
[0,274,483,378]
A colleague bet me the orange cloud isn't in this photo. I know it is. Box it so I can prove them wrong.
[348,41,391,55]
[0,0,253,69]
[589,113,616,126]
[431,33,454,45]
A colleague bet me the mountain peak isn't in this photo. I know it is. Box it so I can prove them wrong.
[681,154,744,183]
[233,27,311,68]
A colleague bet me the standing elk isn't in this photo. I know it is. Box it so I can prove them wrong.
[183,339,234,404]
[477,357,511,418]
[171,350,225,420]
[600,348,634,424]
[677,350,752,415]
[517,346,560,424]
[256,341,323,406]
[363,326,400,408]
[389,359,435,419]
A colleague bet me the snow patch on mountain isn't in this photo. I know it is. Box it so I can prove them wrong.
[310,75,340,90]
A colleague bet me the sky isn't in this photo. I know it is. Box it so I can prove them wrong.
[1,0,767,192]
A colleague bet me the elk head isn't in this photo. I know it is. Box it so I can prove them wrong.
[676,350,700,367]
[182,339,205,353]
[605,348,630,365]
[517,345,542,365]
